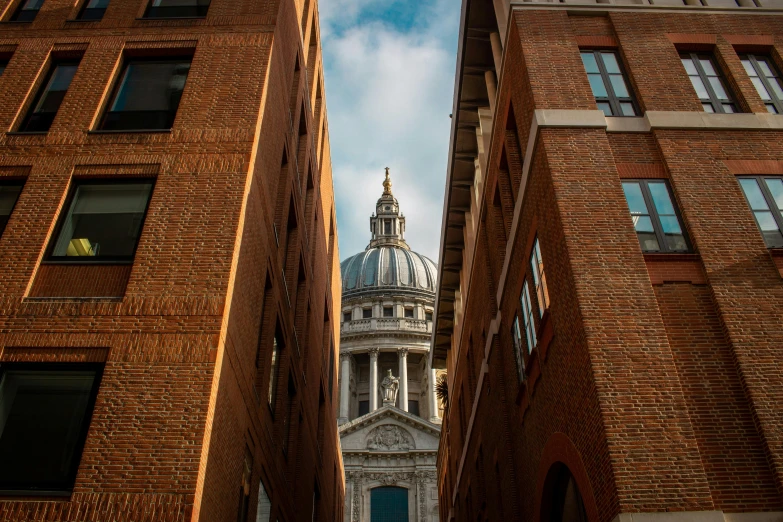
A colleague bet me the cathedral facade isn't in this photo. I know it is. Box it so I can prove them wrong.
[338,171,442,522]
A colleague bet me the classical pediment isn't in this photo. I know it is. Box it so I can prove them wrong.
[339,405,440,452]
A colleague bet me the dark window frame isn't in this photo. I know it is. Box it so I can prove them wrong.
[520,280,537,354]
[76,0,108,20]
[382,306,393,318]
[19,59,80,134]
[738,175,783,248]
[0,179,25,238]
[680,52,738,114]
[268,327,284,416]
[99,56,192,132]
[0,361,103,495]
[44,177,156,264]
[362,308,372,319]
[511,316,525,383]
[143,0,209,19]
[581,49,639,117]
[9,0,43,22]
[342,311,351,323]
[740,53,783,114]
[623,179,692,254]
[0,60,8,76]
[403,308,414,318]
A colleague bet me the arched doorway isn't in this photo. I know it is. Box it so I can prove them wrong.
[542,463,588,522]
[370,486,408,522]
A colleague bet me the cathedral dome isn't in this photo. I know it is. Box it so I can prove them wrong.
[340,246,437,296]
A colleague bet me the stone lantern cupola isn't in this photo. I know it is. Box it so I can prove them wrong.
[369,168,408,249]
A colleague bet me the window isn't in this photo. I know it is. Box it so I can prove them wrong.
[0,182,24,237]
[358,400,369,417]
[529,237,549,316]
[10,0,43,21]
[20,61,79,133]
[383,306,393,317]
[0,363,103,493]
[77,0,108,20]
[144,0,209,18]
[256,480,272,522]
[101,58,191,131]
[740,54,783,114]
[511,317,525,382]
[622,180,690,253]
[343,312,351,323]
[384,220,391,234]
[580,50,638,117]
[425,311,433,322]
[520,281,536,353]
[48,180,154,262]
[371,487,408,522]
[0,61,7,76]
[268,330,283,412]
[738,176,783,248]
[408,400,419,416]
[404,308,414,318]
[681,52,737,113]
[362,308,372,319]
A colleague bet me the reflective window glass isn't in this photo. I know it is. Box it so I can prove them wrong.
[78,0,109,20]
[520,281,536,353]
[680,53,737,113]
[580,50,637,117]
[145,0,210,18]
[101,59,191,131]
[741,54,783,114]
[529,237,550,316]
[10,0,43,22]
[739,177,783,248]
[49,181,154,261]
[0,182,23,238]
[20,62,79,133]
[622,180,690,253]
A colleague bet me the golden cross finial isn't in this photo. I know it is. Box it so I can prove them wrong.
[383,167,392,195]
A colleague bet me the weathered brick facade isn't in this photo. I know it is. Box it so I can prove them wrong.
[432,0,783,520]
[0,0,344,518]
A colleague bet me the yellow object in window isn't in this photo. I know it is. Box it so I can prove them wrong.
[66,238,97,256]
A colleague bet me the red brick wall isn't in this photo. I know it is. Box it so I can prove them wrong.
[0,0,344,518]
[441,7,783,522]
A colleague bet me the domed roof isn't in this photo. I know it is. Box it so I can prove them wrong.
[341,246,437,295]
[340,168,438,296]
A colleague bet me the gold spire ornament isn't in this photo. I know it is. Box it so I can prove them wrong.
[383,167,392,195]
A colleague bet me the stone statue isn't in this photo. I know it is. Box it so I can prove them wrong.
[380,369,399,406]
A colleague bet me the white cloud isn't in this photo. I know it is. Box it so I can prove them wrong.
[320,0,459,264]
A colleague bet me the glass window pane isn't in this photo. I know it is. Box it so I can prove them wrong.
[521,283,536,352]
[609,74,630,98]
[581,52,599,73]
[702,102,715,113]
[648,182,675,215]
[622,182,649,215]
[757,58,775,77]
[0,185,22,216]
[620,102,636,116]
[587,74,608,98]
[681,57,698,75]
[754,210,780,232]
[741,58,757,77]
[769,78,783,100]
[722,104,736,113]
[33,64,78,114]
[51,182,153,259]
[767,104,778,114]
[601,52,621,74]
[0,63,5,76]
[597,101,612,116]
[0,368,98,491]
[699,58,716,76]
[85,0,109,8]
[708,76,729,100]
[763,178,783,212]
[688,75,709,100]
[751,77,772,100]
[740,178,770,211]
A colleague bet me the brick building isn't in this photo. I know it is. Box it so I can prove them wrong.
[431,0,783,520]
[0,0,343,517]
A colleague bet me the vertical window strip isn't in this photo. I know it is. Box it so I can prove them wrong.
[268,333,281,411]
[512,317,525,382]
[738,176,783,248]
[580,50,638,117]
[622,180,690,253]
[741,54,783,114]
[529,237,550,316]
[680,52,737,114]
[520,281,536,353]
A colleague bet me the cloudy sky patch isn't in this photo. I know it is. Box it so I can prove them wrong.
[320,0,459,263]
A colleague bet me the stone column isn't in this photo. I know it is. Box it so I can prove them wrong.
[369,348,379,412]
[398,348,409,412]
[339,353,351,423]
[429,367,439,422]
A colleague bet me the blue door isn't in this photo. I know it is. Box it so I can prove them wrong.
[370,486,409,522]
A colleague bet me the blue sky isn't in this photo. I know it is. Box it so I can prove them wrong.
[319,0,460,263]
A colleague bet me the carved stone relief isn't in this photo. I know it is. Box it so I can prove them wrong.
[366,424,415,451]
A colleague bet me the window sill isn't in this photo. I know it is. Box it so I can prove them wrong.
[6,131,47,136]
[65,18,100,22]
[23,296,123,303]
[0,21,33,24]
[87,129,171,134]
[0,489,71,498]
[41,259,134,265]
[135,16,206,20]
[642,252,700,262]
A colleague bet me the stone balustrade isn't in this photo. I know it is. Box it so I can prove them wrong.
[341,318,431,335]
